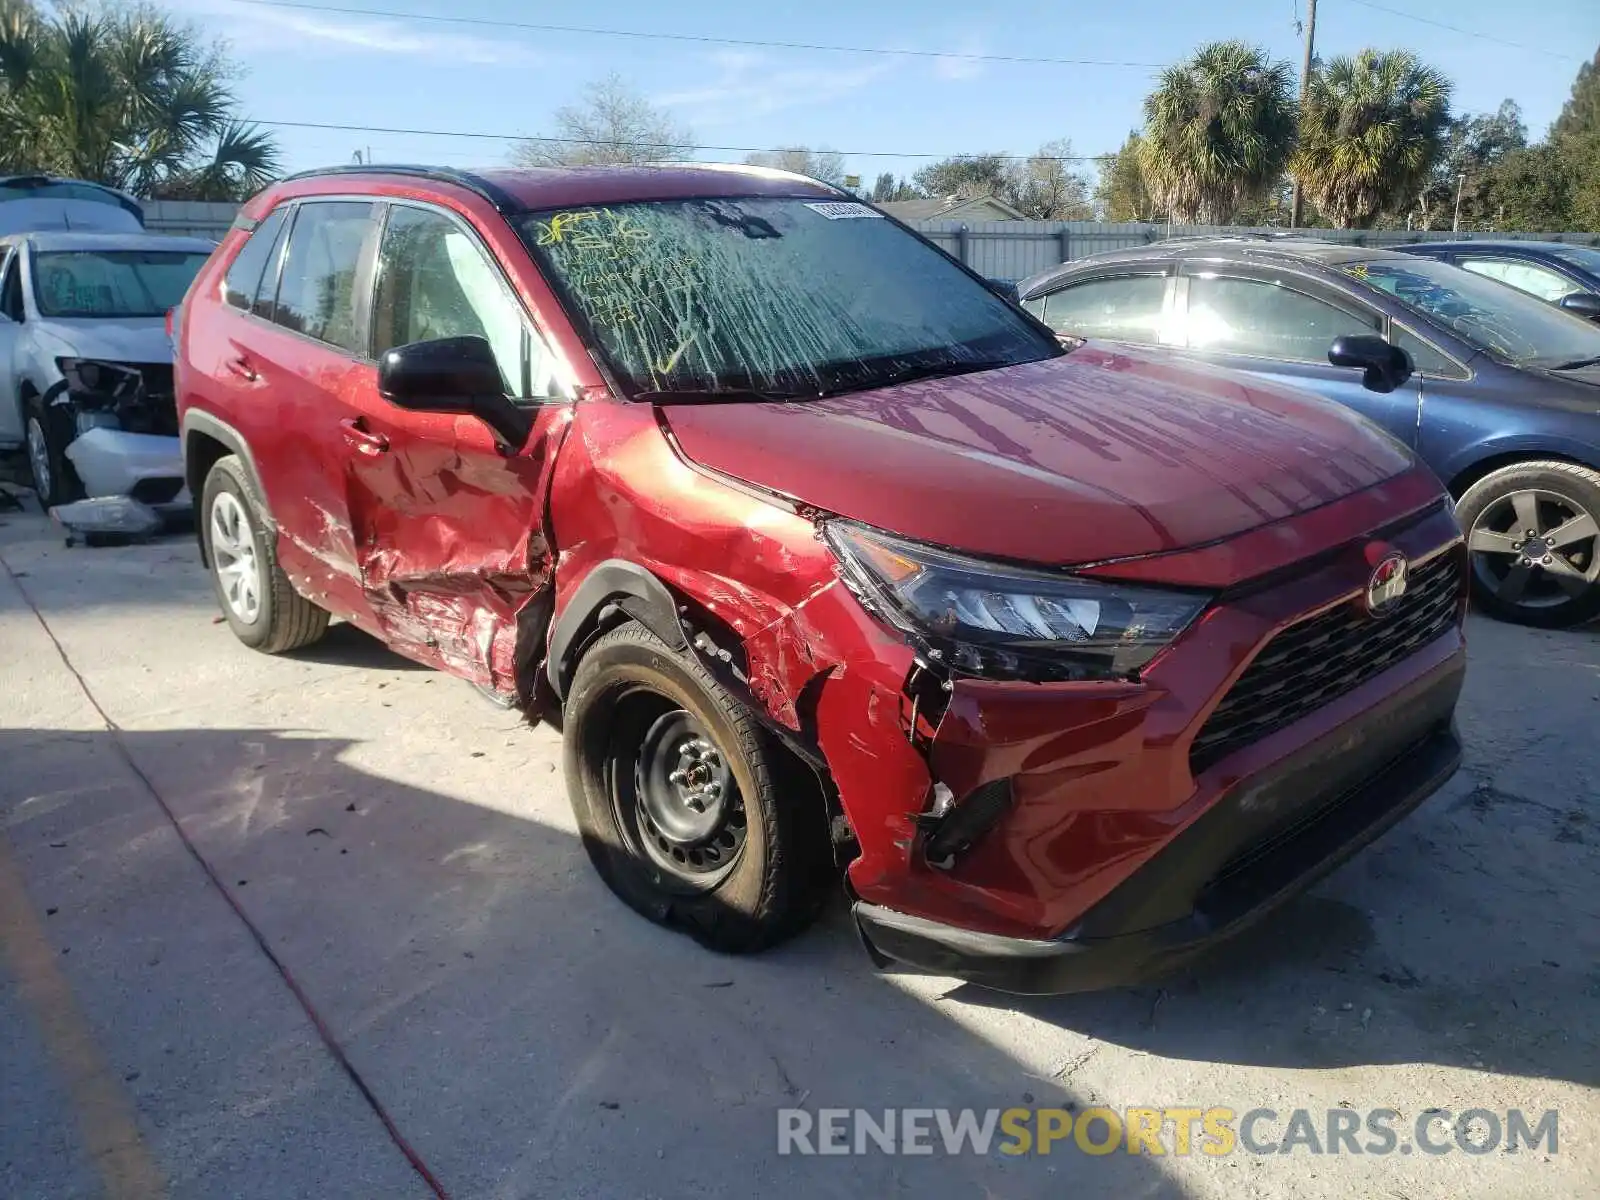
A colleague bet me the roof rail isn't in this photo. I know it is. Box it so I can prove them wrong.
[278,164,524,213]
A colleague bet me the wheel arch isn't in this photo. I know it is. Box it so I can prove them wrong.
[547,559,833,775]
[1444,441,1600,499]
[546,559,689,701]
[182,410,273,566]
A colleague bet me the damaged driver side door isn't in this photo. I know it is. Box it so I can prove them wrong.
[345,200,574,696]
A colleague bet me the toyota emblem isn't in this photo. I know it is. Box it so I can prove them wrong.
[1365,552,1409,615]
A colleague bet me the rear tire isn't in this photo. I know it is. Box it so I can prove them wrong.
[24,393,83,507]
[1456,460,1600,628]
[563,621,833,953]
[202,455,328,653]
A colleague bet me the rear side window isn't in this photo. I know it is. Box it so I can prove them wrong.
[223,207,288,311]
[1185,276,1380,361]
[271,201,375,352]
[1039,275,1167,343]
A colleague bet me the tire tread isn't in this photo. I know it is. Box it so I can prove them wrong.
[564,621,833,953]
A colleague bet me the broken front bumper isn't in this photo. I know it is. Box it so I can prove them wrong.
[853,652,1464,995]
[63,428,187,506]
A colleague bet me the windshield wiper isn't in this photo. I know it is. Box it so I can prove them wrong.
[822,357,1019,396]
[1552,355,1600,371]
[629,386,817,404]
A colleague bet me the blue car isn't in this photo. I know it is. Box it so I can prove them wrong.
[1401,240,1600,323]
[1018,238,1600,627]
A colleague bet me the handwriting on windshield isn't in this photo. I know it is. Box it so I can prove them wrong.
[536,201,826,390]
[539,206,708,378]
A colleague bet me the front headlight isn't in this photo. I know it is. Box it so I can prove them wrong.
[825,521,1210,682]
[57,357,141,397]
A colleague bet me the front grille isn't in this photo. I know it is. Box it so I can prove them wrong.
[1190,549,1462,774]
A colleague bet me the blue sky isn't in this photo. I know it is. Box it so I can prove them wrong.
[169,0,1598,185]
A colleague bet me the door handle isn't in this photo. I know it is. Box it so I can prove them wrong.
[339,417,389,456]
[223,354,258,382]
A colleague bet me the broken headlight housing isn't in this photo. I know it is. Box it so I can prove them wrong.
[825,521,1211,682]
[58,357,143,398]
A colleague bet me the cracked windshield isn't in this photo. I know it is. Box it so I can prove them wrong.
[521,198,1057,397]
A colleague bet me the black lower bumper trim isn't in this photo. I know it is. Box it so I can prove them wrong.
[855,656,1464,996]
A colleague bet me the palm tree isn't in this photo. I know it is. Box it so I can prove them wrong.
[1291,50,1453,229]
[1137,42,1297,224]
[0,4,279,201]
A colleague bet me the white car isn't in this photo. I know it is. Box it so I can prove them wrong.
[0,229,214,506]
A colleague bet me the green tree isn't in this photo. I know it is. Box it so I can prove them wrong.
[1551,47,1599,145]
[911,153,1010,201]
[1479,143,1574,230]
[1093,131,1154,221]
[1291,49,1453,229]
[1415,100,1526,230]
[513,74,693,167]
[743,146,846,187]
[869,172,916,202]
[909,144,1091,217]
[0,2,279,200]
[1137,41,1297,224]
[1008,139,1093,219]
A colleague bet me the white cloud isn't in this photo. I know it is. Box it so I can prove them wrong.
[171,0,539,66]
[653,51,901,124]
[930,35,988,82]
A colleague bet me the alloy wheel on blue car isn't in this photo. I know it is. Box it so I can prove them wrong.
[1457,460,1600,628]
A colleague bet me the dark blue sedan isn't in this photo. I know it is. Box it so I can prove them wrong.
[1401,240,1600,322]
[1018,239,1600,627]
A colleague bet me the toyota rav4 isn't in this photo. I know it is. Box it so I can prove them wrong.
[174,165,1468,993]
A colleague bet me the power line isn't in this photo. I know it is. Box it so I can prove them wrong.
[1340,0,1577,60]
[252,117,1107,161]
[229,0,1165,68]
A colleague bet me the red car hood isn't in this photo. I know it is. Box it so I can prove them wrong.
[660,345,1415,567]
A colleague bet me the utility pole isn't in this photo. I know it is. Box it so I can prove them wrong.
[1289,0,1317,229]
[1452,173,1466,233]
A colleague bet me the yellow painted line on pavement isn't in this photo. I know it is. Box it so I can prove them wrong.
[0,831,165,1199]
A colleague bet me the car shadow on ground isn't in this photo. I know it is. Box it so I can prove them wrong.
[283,620,432,671]
[1,725,1187,1200]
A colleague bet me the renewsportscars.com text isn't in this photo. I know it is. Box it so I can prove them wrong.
[777,1106,1559,1158]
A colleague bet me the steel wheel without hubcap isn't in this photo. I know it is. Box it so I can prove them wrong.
[210,491,262,623]
[1467,488,1600,612]
[613,696,747,891]
[26,417,52,499]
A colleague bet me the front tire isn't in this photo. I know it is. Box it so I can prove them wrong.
[1457,460,1600,628]
[202,455,328,653]
[25,393,83,507]
[563,621,833,953]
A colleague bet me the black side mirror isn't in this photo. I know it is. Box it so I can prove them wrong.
[1559,292,1600,321]
[1329,334,1414,394]
[377,336,532,448]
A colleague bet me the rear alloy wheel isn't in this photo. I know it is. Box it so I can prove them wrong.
[563,621,833,953]
[201,455,329,653]
[1457,461,1600,628]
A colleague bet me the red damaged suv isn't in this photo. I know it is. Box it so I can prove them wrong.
[174,165,1467,993]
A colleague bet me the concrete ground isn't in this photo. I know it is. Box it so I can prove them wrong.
[0,491,1596,1200]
